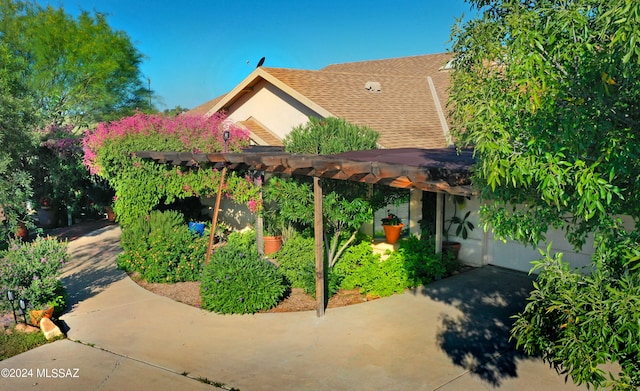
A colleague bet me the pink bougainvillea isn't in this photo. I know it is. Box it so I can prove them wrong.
[40,123,83,157]
[82,111,250,175]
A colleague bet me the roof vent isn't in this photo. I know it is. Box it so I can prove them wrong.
[364,81,381,93]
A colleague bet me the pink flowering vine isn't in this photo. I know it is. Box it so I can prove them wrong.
[82,111,250,175]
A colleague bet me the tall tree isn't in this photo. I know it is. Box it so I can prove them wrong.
[0,42,36,244]
[449,0,639,389]
[0,0,154,126]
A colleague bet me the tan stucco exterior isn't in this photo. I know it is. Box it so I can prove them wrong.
[225,80,318,143]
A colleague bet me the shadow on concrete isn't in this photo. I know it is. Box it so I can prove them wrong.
[61,232,125,311]
[414,266,535,386]
[43,219,116,242]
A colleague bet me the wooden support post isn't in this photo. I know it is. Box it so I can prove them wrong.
[255,174,264,257]
[205,166,227,265]
[435,192,444,255]
[314,176,325,317]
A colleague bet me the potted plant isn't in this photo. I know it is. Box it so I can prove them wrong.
[381,211,404,244]
[263,208,283,255]
[443,196,475,259]
[15,219,29,241]
[188,220,206,237]
[36,196,59,228]
[29,304,55,326]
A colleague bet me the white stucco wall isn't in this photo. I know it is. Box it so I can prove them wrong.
[226,80,320,140]
[443,195,484,267]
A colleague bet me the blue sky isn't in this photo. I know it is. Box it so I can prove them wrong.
[41,0,475,110]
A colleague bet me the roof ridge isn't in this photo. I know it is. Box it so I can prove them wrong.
[320,52,452,68]
[263,66,445,79]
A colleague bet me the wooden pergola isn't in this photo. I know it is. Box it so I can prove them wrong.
[136,147,475,316]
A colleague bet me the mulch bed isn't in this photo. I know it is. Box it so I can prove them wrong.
[130,272,371,313]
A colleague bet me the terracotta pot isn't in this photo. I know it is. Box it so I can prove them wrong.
[442,241,461,260]
[15,221,28,241]
[105,206,116,222]
[264,235,283,255]
[382,224,404,244]
[29,306,54,326]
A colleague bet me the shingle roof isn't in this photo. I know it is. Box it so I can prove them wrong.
[321,53,452,76]
[187,95,225,116]
[187,53,454,149]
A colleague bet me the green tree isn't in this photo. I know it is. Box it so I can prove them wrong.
[449,1,639,389]
[0,0,154,126]
[0,42,37,245]
[163,106,189,117]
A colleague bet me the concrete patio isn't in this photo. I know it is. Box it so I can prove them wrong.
[0,224,586,390]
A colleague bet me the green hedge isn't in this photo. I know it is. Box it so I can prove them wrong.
[334,241,407,298]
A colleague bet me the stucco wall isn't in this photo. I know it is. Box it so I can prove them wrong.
[443,195,484,267]
[226,80,320,140]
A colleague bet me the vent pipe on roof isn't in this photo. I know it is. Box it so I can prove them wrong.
[364,81,381,92]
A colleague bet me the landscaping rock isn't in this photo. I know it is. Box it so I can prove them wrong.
[40,317,63,340]
[0,311,15,328]
[14,322,40,334]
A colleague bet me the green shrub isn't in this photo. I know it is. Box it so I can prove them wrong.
[333,236,451,298]
[117,210,206,282]
[120,209,185,252]
[0,236,69,312]
[274,234,315,291]
[226,228,257,250]
[398,236,447,287]
[200,231,287,314]
[335,241,407,298]
[274,233,341,298]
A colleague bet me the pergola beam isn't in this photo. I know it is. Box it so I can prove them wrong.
[135,148,475,197]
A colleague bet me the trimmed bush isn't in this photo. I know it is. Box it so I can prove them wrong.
[200,231,287,314]
[0,236,68,312]
[116,210,207,282]
[120,209,185,252]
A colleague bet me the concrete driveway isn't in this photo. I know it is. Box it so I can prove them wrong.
[1,225,586,390]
